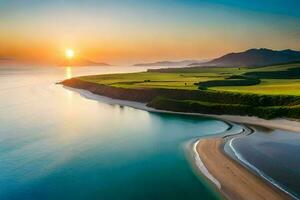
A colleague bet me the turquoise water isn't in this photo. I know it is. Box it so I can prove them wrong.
[0,66,229,200]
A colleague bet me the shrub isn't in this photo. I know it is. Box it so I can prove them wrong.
[147,97,300,119]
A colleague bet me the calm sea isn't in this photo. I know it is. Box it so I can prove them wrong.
[0,66,228,200]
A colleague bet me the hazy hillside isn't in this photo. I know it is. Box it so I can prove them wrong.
[134,60,207,67]
[0,57,111,67]
[58,57,111,67]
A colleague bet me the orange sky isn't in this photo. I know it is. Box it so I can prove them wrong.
[1,1,300,65]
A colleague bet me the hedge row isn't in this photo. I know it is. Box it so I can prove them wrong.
[244,66,300,79]
[148,97,300,119]
[198,77,260,87]
[158,89,300,107]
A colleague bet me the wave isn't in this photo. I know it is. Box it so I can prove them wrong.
[228,137,299,200]
[192,140,221,189]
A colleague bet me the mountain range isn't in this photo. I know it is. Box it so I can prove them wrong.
[190,48,300,67]
[2,48,300,68]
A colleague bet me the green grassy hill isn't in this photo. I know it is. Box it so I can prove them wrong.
[66,62,300,119]
[79,62,300,96]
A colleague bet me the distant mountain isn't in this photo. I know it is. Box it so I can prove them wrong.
[0,57,111,67]
[189,48,300,67]
[0,56,15,61]
[0,57,38,66]
[134,60,207,67]
[58,57,111,67]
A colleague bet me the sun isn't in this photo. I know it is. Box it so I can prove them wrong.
[65,48,75,59]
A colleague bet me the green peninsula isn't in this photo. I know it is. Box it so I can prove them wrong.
[62,62,300,119]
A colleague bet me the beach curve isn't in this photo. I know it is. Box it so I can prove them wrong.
[195,136,291,200]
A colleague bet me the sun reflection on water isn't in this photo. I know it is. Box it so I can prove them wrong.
[66,67,72,79]
[65,67,73,98]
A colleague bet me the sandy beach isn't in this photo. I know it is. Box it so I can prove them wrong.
[196,138,290,200]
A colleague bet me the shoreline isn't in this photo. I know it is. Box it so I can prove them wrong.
[195,124,296,199]
[66,86,300,133]
[62,85,299,200]
[192,140,221,190]
[227,136,298,199]
[196,137,290,200]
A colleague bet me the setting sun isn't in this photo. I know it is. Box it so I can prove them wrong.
[65,49,75,59]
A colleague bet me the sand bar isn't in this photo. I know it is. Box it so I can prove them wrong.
[196,138,291,200]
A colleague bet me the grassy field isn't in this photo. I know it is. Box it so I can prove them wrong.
[214,79,300,95]
[79,72,216,90]
[64,62,300,119]
[79,62,300,95]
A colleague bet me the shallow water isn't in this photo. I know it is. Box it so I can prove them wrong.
[0,66,228,200]
[227,126,300,199]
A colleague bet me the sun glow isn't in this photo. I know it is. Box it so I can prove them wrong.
[65,49,75,59]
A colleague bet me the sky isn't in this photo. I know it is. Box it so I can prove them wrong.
[0,0,300,65]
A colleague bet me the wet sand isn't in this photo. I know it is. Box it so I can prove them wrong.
[196,138,291,200]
